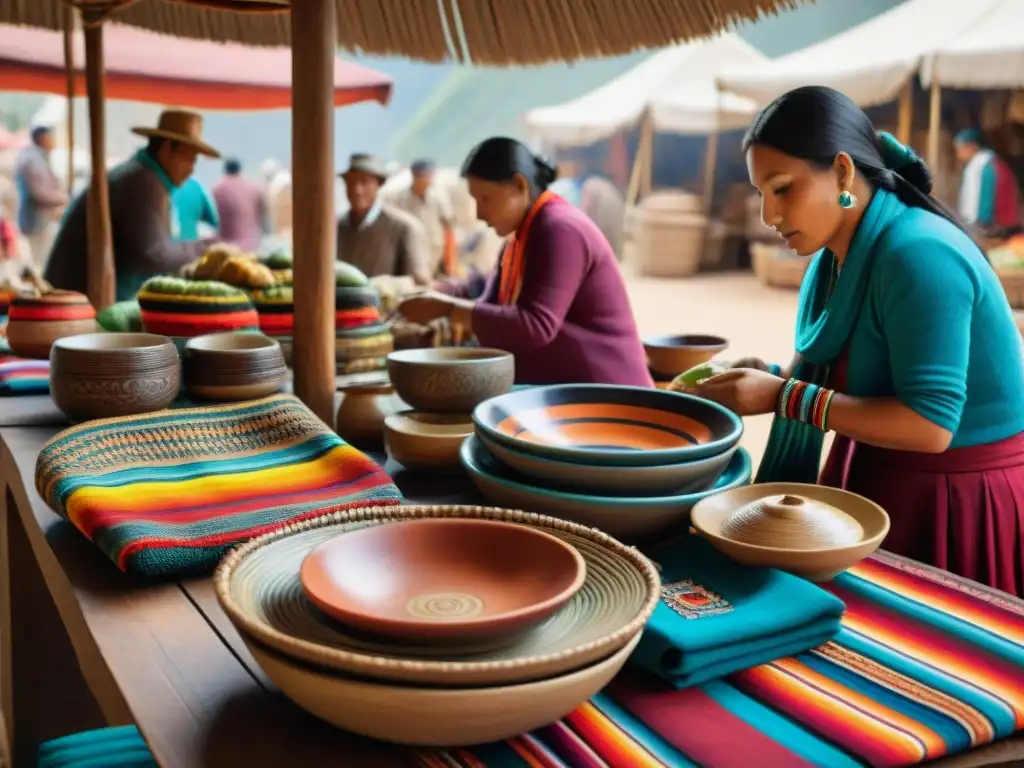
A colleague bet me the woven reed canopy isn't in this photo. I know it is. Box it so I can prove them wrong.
[4,0,806,63]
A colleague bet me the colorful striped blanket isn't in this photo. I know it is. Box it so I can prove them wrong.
[414,551,1024,767]
[34,395,403,578]
[0,337,49,395]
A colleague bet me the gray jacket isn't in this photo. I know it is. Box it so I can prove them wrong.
[45,154,207,301]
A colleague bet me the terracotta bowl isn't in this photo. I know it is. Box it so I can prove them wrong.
[462,435,752,541]
[384,410,474,470]
[387,347,514,413]
[49,332,180,422]
[183,332,286,401]
[300,519,586,641]
[473,384,743,467]
[690,482,891,581]
[7,291,97,359]
[644,334,729,377]
[476,429,736,496]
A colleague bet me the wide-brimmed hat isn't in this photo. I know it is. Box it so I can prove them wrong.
[339,153,388,183]
[131,109,220,158]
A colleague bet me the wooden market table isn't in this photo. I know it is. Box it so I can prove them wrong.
[2,403,1024,767]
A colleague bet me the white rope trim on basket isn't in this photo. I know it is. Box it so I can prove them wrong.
[214,504,661,673]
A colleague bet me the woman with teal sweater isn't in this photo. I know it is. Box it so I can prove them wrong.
[686,86,1024,595]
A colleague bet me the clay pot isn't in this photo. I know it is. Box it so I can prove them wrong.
[7,291,97,359]
[643,334,729,377]
[299,518,586,641]
[49,332,180,422]
[183,332,287,402]
[386,348,514,413]
[335,381,406,450]
[384,411,474,470]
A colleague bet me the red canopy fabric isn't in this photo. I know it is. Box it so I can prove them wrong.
[0,24,392,111]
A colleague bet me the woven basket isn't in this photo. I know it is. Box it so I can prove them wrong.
[997,268,1024,309]
[214,504,660,686]
[750,243,810,290]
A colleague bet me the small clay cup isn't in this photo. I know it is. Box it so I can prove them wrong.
[384,411,474,470]
[7,291,97,359]
[644,334,728,377]
[50,332,180,421]
[335,381,407,450]
[300,518,586,641]
[183,332,286,401]
[387,348,514,413]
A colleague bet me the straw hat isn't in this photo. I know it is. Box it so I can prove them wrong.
[339,154,388,183]
[131,110,220,158]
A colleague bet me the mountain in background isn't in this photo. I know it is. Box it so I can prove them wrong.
[388,0,906,166]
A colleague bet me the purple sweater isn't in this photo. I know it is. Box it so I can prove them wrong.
[472,202,652,387]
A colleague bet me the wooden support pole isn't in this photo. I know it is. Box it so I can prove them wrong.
[62,6,75,197]
[639,113,654,198]
[927,61,943,172]
[897,78,914,147]
[83,22,114,310]
[290,0,336,426]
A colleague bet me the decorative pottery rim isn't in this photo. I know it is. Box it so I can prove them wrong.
[472,384,744,467]
[462,435,752,507]
[387,348,514,365]
[642,334,729,351]
[213,504,660,676]
[690,482,891,554]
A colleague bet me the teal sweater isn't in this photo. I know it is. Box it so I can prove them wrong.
[842,203,1024,448]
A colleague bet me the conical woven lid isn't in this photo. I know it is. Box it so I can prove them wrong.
[719,494,864,550]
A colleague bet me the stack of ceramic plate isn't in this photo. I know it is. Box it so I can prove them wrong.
[465,384,750,541]
[214,504,660,746]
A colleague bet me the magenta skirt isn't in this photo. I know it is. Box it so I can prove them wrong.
[821,432,1024,597]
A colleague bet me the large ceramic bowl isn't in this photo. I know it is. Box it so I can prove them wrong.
[644,334,728,376]
[690,482,890,581]
[387,348,514,413]
[49,332,180,421]
[461,434,752,541]
[7,291,97,359]
[473,384,742,467]
[183,332,286,401]
[300,519,586,642]
[242,629,640,746]
[477,429,736,496]
[384,411,474,470]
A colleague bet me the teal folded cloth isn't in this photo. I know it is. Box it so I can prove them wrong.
[632,534,845,688]
[37,725,157,767]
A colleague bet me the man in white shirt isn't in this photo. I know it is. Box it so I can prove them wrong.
[385,159,455,278]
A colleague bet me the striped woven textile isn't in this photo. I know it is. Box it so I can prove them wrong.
[0,337,48,395]
[412,551,1024,768]
[138,284,259,345]
[34,395,402,578]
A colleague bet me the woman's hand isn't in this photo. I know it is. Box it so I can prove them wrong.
[397,292,456,324]
[680,368,785,417]
[728,357,770,372]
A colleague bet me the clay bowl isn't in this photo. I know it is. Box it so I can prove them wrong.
[644,334,729,377]
[300,519,586,642]
[384,411,474,470]
[49,332,180,421]
[690,482,891,581]
[473,384,743,468]
[183,332,286,401]
[387,347,514,413]
[7,291,97,359]
[476,429,736,496]
[462,434,752,541]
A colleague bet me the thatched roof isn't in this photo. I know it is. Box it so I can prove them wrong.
[3,0,808,64]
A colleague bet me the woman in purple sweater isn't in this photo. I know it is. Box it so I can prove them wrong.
[398,138,651,387]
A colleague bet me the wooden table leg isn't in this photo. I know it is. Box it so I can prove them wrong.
[2,488,106,765]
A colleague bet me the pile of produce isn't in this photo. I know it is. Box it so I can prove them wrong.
[136,275,259,349]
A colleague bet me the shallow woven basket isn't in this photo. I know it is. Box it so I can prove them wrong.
[214,504,660,686]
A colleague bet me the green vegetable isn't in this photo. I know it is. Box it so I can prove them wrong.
[335,261,369,287]
[251,285,293,304]
[671,361,729,389]
[140,276,248,298]
[96,301,142,332]
[262,250,293,270]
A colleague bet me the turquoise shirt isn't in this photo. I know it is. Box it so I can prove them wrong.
[172,177,219,241]
[840,200,1024,448]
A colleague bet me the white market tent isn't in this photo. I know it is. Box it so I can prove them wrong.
[523,33,766,148]
[925,0,1024,89]
[716,0,1003,109]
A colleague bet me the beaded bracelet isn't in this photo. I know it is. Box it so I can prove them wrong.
[777,378,837,431]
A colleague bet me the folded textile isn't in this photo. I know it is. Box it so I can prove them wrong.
[632,533,845,688]
[35,395,403,578]
[0,337,49,395]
